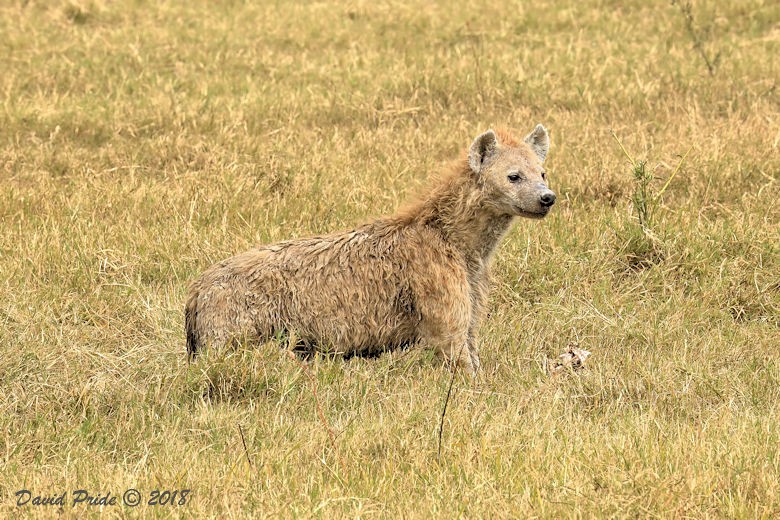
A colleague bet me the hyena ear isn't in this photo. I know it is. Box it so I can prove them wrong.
[468,129,499,174]
[524,124,550,162]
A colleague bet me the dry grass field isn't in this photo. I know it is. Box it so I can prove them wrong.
[1,0,779,517]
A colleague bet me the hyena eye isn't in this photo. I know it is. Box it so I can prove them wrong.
[507,174,521,182]
[541,171,547,181]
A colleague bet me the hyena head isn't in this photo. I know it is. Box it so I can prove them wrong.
[468,124,556,219]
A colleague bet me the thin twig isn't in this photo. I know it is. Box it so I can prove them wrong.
[286,350,345,473]
[238,424,253,468]
[437,341,472,462]
[437,364,458,462]
[671,0,719,76]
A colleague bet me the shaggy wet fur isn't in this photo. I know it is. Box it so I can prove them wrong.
[186,126,555,374]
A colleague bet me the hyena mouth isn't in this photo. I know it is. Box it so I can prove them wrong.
[515,205,550,219]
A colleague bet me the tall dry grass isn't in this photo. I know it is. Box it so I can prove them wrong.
[1,0,778,517]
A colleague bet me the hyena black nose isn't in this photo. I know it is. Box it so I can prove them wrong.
[540,191,556,207]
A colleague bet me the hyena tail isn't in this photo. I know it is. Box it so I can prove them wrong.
[185,287,200,362]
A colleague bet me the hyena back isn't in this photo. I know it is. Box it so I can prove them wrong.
[186,125,555,375]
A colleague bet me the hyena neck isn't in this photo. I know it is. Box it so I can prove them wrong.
[406,166,514,267]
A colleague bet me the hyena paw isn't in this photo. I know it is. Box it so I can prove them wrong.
[455,356,478,378]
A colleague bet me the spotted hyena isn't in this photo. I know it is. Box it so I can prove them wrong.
[186,125,555,375]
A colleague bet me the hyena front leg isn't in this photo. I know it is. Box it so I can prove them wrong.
[466,274,490,373]
[429,329,475,376]
[417,282,476,376]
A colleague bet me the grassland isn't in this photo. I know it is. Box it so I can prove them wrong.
[1,0,778,517]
